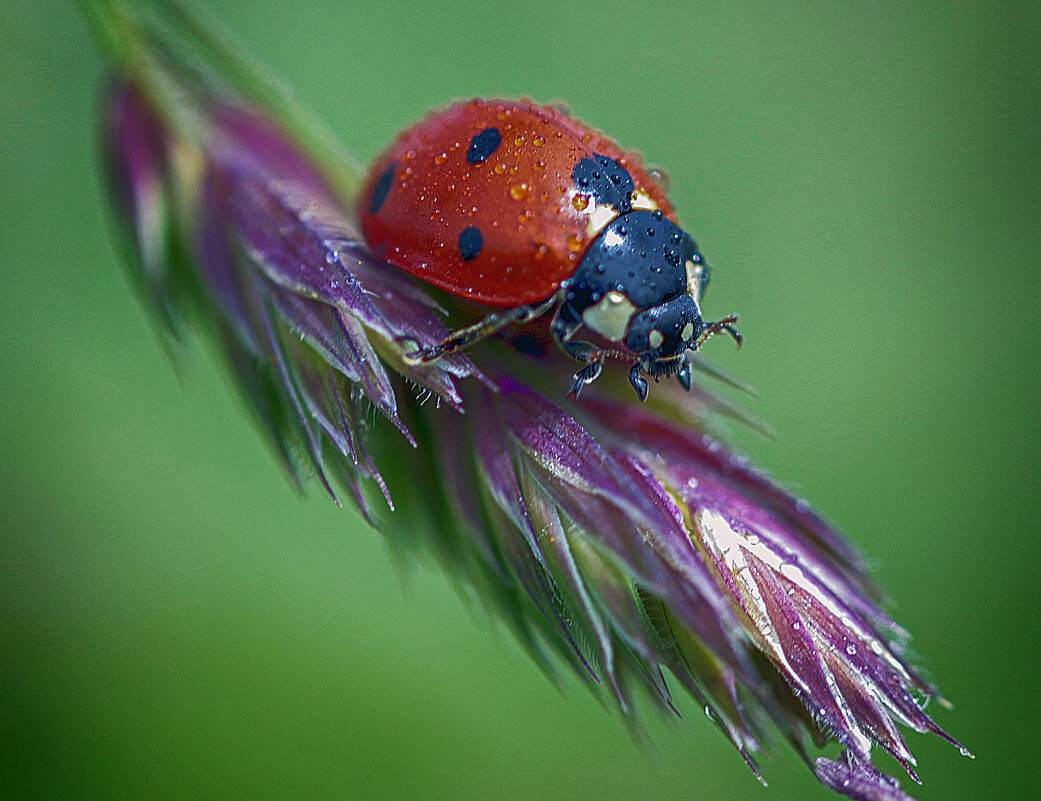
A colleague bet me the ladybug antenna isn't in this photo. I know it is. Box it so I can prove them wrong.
[693,315,742,351]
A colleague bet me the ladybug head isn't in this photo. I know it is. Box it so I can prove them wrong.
[623,292,704,361]
[570,210,729,356]
[564,210,739,398]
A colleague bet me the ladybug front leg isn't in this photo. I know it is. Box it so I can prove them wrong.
[550,310,619,399]
[402,294,559,364]
[561,340,607,398]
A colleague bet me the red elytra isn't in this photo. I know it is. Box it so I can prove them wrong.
[359,98,674,307]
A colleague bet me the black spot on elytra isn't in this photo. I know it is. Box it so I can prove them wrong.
[458,227,483,261]
[369,163,395,214]
[571,153,634,213]
[467,127,502,164]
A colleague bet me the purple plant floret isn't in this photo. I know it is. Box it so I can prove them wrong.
[98,37,968,797]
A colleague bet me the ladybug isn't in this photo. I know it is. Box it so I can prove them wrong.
[359,98,740,400]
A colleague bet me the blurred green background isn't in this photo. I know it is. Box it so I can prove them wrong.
[2,1,1038,799]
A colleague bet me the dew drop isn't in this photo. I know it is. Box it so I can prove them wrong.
[514,135,526,146]
[493,163,506,175]
[846,643,858,656]
[649,167,670,190]
[533,135,545,147]
[572,194,590,211]
[567,235,584,252]
[795,498,811,513]
[434,152,447,165]
[792,621,801,630]
[510,183,529,200]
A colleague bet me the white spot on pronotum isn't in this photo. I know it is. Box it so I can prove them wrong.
[582,290,636,342]
[649,330,664,349]
[681,322,695,341]
[586,204,618,236]
[685,259,703,300]
[631,191,658,211]
[603,229,624,247]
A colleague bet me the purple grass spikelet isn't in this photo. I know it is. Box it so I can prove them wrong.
[83,2,970,798]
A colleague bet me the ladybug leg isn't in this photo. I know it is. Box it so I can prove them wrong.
[676,356,693,391]
[560,339,606,398]
[402,295,559,363]
[628,361,649,402]
[550,311,605,398]
[549,305,630,399]
[568,357,604,399]
[559,339,633,398]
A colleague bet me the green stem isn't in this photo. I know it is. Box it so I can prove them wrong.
[75,0,204,144]
[75,0,363,203]
[75,0,142,68]
[153,0,363,199]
